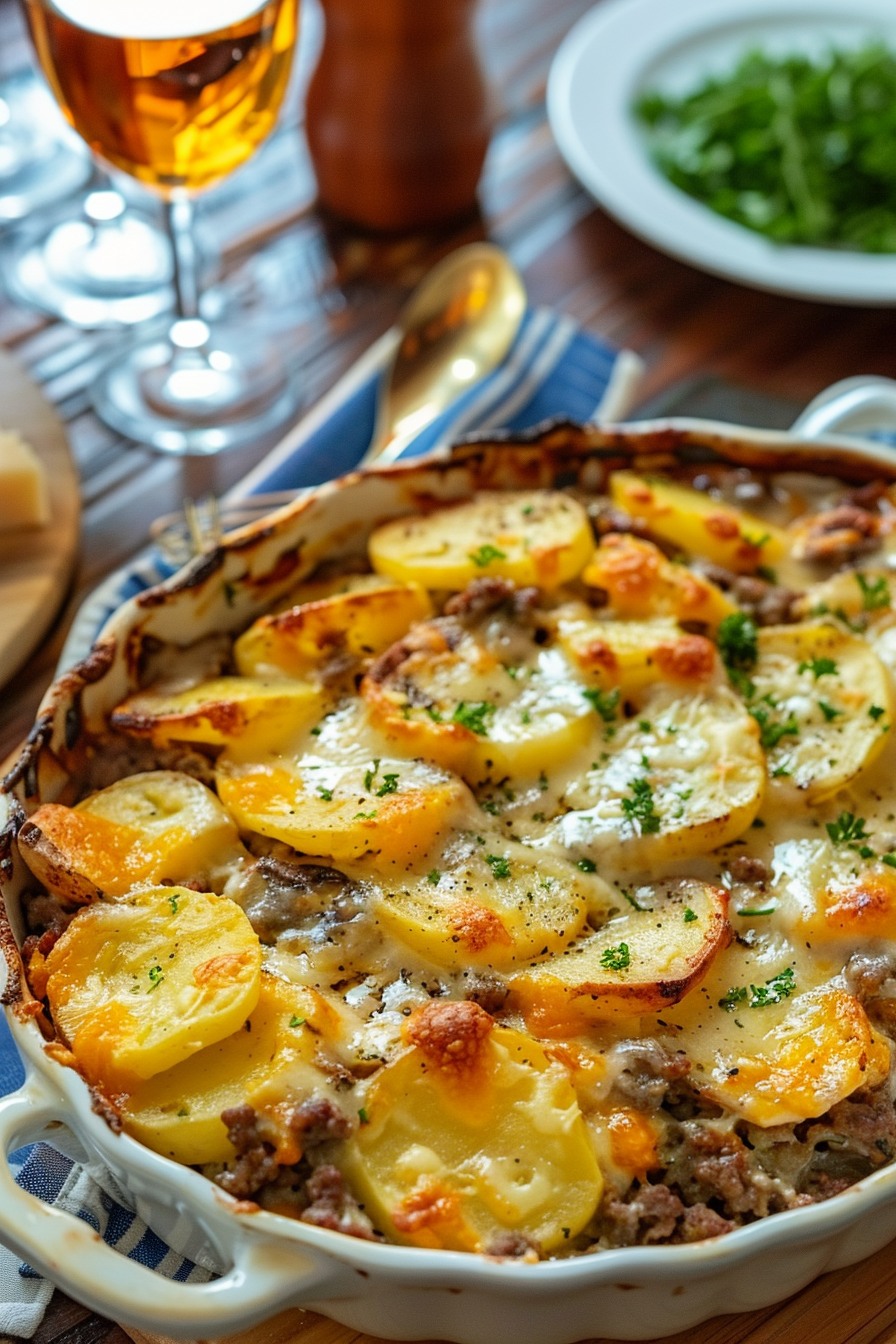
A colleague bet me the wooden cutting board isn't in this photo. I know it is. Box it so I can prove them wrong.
[0,348,80,687]
[122,1232,896,1344]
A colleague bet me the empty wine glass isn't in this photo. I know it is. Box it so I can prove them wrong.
[22,0,301,453]
[3,179,176,326]
[0,65,90,221]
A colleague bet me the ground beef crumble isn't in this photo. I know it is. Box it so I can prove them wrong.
[216,1098,351,1200]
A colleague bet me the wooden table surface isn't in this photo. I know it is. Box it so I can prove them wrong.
[2,0,896,1341]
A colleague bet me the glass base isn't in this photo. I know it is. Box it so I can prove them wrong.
[91,318,300,454]
[0,71,91,221]
[4,191,175,327]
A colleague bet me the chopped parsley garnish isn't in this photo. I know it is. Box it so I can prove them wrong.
[353,809,377,820]
[376,772,400,797]
[799,656,838,680]
[426,868,442,885]
[364,759,381,791]
[168,895,179,914]
[289,1015,305,1028]
[486,854,512,879]
[749,705,800,749]
[683,907,698,923]
[870,704,887,721]
[469,543,507,568]
[749,966,796,1007]
[737,905,775,917]
[317,786,334,801]
[600,942,631,971]
[358,1107,370,1125]
[147,965,165,992]
[717,611,758,696]
[621,777,662,834]
[857,572,890,611]
[718,985,748,1012]
[452,700,495,735]
[577,857,597,873]
[826,811,871,845]
[582,686,620,722]
[720,966,795,1011]
[818,700,842,722]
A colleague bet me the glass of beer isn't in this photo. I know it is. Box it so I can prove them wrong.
[22,0,300,452]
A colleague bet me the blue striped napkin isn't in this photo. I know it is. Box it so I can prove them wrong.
[1,307,641,1337]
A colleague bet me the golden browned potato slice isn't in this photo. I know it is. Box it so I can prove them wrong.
[554,607,719,695]
[339,1000,603,1253]
[749,624,893,801]
[508,879,730,1031]
[368,490,593,590]
[765,833,896,945]
[361,617,594,782]
[652,926,889,1125]
[609,471,787,573]
[217,751,470,870]
[582,533,736,627]
[370,840,605,971]
[111,676,325,758]
[41,886,262,1089]
[234,579,432,678]
[695,987,890,1127]
[17,770,250,903]
[120,974,343,1165]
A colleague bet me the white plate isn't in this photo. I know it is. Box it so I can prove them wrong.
[547,0,896,304]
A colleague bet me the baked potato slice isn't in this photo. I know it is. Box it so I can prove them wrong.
[39,885,262,1090]
[111,676,324,758]
[766,833,896,944]
[555,608,718,695]
[552,683,765,872]
[749,624,892,801]
[696,987,890,1127]
[368,490,593,590]
[609,471,787,573]
[217,751,470,870]
[582,533,736,627]
[508,879,730,1030]
[339,1001,603,1253]
[233,579,432,678]
[371,840,605,970]
[362,619,593,782]
[798,567,895,625]
[120,974,343,1165]
[17,770,250,903]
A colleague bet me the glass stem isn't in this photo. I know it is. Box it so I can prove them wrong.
[165,195,200,322]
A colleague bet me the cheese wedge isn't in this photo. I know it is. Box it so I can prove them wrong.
[0,430,49,531]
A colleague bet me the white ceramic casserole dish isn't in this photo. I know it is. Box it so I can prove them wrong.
[4,415,896,1344]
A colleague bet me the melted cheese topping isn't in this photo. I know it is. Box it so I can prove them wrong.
[23,475,896,1256]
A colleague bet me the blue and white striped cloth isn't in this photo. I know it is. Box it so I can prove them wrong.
[1,307,640,1337]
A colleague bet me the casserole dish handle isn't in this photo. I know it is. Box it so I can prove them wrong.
[0,1078,351,1337]
[790,375,896,440]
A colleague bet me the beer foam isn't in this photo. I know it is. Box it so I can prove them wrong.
[50,0,271,39]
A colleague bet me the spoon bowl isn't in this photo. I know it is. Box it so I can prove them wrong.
[363,242,527,466]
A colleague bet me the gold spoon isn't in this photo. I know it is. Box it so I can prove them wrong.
[160,246,526,562]
[362,242,527,467]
